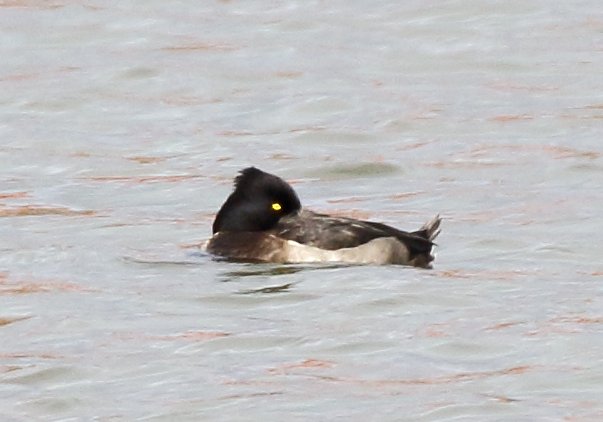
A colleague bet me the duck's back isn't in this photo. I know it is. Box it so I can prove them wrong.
[275,210,436,256]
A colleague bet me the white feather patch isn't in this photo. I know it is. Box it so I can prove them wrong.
[283,237,410,265]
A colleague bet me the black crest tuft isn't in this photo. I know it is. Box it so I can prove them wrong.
[212,167,301,234]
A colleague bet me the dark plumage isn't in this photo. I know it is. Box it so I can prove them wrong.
[212,167,301,233]
[205,167,441,267]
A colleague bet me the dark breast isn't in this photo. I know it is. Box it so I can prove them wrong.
[206,231,288,262]
[275,210,434,256]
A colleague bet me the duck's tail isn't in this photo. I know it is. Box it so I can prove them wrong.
[412,215,441,242]
[406,215,441,268]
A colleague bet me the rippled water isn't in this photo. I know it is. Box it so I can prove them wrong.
[2,1,603,420]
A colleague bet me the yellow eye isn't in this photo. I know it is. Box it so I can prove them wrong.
[271,203,282,211]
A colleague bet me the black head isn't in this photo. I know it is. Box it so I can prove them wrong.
[212,167,302,234]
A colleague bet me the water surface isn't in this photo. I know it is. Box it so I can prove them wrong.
[1,1,603,420]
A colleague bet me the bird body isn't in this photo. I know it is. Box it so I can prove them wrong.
[206,167,441,267]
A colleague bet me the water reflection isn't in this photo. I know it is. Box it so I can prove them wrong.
[219,262,349,278]
[236,282,299,295]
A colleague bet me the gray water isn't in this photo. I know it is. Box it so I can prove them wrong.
[2,1,603,420]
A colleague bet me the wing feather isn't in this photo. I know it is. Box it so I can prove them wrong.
[276,210,438,257]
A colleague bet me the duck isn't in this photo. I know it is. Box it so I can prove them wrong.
[204,167,441,267]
